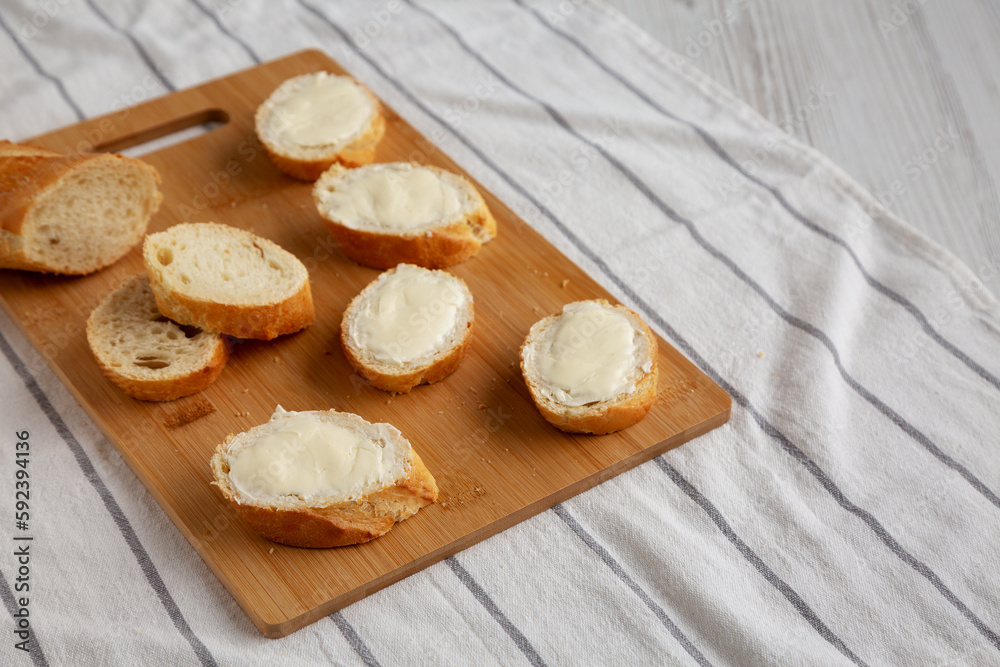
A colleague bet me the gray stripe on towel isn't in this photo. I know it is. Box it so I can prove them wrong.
[553,505,714,666]
[298,5,1000,650]
[330,612,383,667]
[0,568,50,667]
[446,556,548,667]
[81,0,175,91]
[513,0,1000,397]
[0,8,85,121]
[405,0,1000,513]
[0,333,219,667]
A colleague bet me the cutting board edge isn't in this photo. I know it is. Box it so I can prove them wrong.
[253,396,732,638]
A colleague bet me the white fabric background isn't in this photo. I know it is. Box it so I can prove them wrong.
[1,1,999,665]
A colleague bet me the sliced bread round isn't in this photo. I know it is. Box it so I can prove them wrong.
[86,274,229,401]
[255,72,385,181]
[313,162,497,269]
[210,407,439,548]
[520,300,658,434]
[142,222,314,341]
[0,140,162,274]
[341,263,474,393]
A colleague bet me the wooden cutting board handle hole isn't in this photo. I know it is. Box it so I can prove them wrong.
[92,108,230,156]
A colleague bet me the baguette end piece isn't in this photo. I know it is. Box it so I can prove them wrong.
[0,143,162,275]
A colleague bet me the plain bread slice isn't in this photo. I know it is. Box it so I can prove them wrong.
[86,274,229,401]
[143,222,315,340]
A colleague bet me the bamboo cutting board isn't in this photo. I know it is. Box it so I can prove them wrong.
[0,50,731,637]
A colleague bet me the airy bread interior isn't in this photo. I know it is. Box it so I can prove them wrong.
[145,222,307,305]
[86,274,228,400]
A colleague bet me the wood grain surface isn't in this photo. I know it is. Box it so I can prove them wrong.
[607,0,1000,298]
[0,50,730,637]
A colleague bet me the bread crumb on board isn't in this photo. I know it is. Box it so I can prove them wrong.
[561,279,570,288]
[163,400,215,430]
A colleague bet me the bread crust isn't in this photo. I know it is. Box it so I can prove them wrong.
[523,363,658,435]
[211,427,438,548]
[324,204,497,270]
[90,337,229,402]
[149,279,315,341]
[255,76,386,181]
[0,141,161,274]
[520,301,659,435]
[86,274,230,401]
[341,318,474,393]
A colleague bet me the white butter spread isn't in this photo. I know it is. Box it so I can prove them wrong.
[228,408,395,502]
[349,264,468,364]
[270,73,373,148]
[316,164,465,230]
[530,301,647,406]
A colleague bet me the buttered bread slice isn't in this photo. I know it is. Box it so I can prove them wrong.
[520,300,658,434]
[341,263,474,393]
[255,71,385,180]
[210,407,439,548]
[313,162,497,269]
[143,222,314,340]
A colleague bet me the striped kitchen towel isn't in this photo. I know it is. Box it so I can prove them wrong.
[1,1,998,665]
